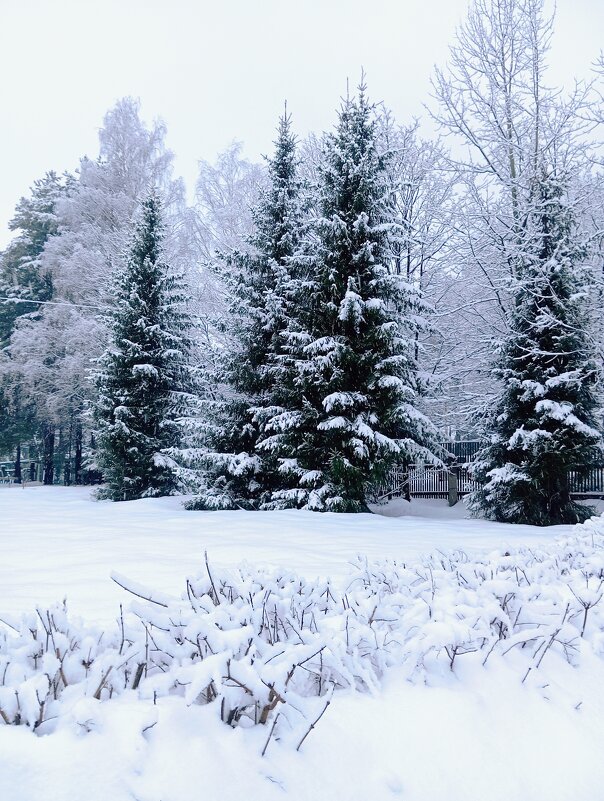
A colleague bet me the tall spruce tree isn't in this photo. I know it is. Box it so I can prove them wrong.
[187,111,303,510]
[94,191,193,501]
[260,85,438,512]
[469,172,602,525]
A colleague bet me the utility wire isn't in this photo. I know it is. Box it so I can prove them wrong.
[0,296,108,311]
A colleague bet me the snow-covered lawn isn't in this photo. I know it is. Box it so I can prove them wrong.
[2,486,604,801]
[0,485,584,621]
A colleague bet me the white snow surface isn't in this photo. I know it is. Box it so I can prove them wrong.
[0,486,584,623]
[2,486,604,801]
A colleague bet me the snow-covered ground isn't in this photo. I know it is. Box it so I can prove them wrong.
[0,485,588,622]
[2,486,604,801]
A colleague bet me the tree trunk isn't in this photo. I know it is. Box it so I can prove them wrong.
[56,427,63,484]
[74,423,83,485]
[14,443,21,484]
[42,423,55,485]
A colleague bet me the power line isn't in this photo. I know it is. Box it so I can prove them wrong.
[0,296,108,311]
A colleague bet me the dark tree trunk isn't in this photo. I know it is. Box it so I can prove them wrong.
[56,427,63,484]
[42,423,55,485]
[74,422,83,485]
[14,443,21,484]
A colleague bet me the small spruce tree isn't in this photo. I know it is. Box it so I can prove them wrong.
[94,191,193,501]
[469,172,602,525]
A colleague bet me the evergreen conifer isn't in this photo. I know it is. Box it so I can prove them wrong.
[188,112,303,509]
[94,191,193,500]
[469,172,602,524]
[261,85,438,512]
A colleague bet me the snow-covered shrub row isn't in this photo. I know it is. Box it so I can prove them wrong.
[2,517,604,743]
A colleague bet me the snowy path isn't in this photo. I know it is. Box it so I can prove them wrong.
[0,485,583,622]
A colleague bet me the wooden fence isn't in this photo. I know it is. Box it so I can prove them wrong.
[407,466,480,500]
[568,466,604,497]
[440,441,483,463]
[0,461,42,484]
[375,465,481,503]
[377,462,604,504]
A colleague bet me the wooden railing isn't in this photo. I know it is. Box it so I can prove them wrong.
[377,463,604,504]
[0,460,42,484]
[374,465,481,503]
[568,466,604,496]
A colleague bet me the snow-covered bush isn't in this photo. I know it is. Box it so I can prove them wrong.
[2,516,604,750]
[0,604,130,732]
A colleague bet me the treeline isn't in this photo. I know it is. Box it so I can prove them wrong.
[1,0,604,524]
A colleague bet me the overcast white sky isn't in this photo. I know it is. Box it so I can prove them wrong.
[0,0,602,248]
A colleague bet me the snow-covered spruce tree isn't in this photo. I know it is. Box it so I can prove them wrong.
[260,86,438,512]
[187,111,303,509]
[94,191,193,501]
[469,172,602,525]
[431,0,600,436]
[12,99,186,486]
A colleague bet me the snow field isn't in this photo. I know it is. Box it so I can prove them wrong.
[0,486,578,622]
[1,488,604,799]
